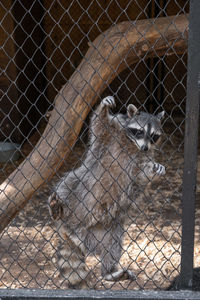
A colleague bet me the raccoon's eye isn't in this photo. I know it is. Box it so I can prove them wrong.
[150,133,160,143]
[129,128,144,138]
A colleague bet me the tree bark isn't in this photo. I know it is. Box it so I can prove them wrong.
[0,14,188,232]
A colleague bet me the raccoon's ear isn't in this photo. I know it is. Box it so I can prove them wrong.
[156,111,165,120]
[127,104,138,118]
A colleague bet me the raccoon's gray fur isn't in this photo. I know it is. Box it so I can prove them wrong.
[48,96,165,289]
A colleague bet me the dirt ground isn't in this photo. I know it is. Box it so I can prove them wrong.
[0,121,200,291]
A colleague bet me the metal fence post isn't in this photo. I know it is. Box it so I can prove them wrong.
[180,0,200,289]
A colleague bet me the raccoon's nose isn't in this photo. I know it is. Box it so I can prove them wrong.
[141,145,148,152]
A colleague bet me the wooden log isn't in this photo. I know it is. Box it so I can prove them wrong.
[0,14,188,232]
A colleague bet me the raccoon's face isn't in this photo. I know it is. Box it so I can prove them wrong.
[125,104,164,151]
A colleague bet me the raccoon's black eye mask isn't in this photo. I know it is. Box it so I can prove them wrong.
[150,133,160,144]
[128,128,160,143]
[129,128,144,138]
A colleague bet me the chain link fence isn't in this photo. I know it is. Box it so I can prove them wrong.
[0,0,199,296]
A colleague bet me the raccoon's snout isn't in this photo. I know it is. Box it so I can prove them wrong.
[141,145,149,152]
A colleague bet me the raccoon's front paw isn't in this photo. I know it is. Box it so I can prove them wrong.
[48,192,63,221]
[102,96,116,108]
[153,163,166,175]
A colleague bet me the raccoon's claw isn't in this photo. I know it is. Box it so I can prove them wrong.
[125,269,136,280]
[154,163,166,175]
[102,96,116,108]
[48,192,63,221]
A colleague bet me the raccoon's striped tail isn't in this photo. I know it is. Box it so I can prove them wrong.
[57,234,90,289]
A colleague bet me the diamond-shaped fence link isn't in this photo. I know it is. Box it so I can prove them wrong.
[0,0,197,293]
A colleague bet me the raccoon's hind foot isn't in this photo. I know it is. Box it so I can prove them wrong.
[101,96,116,109]
[68,278,90,290]
[153,163,165,176]
[104,268,136,282]
[61,265,91,290]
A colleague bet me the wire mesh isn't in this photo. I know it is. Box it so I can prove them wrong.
[0,0,196,293]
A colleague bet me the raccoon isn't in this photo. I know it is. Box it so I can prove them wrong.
[48,96,165,289]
